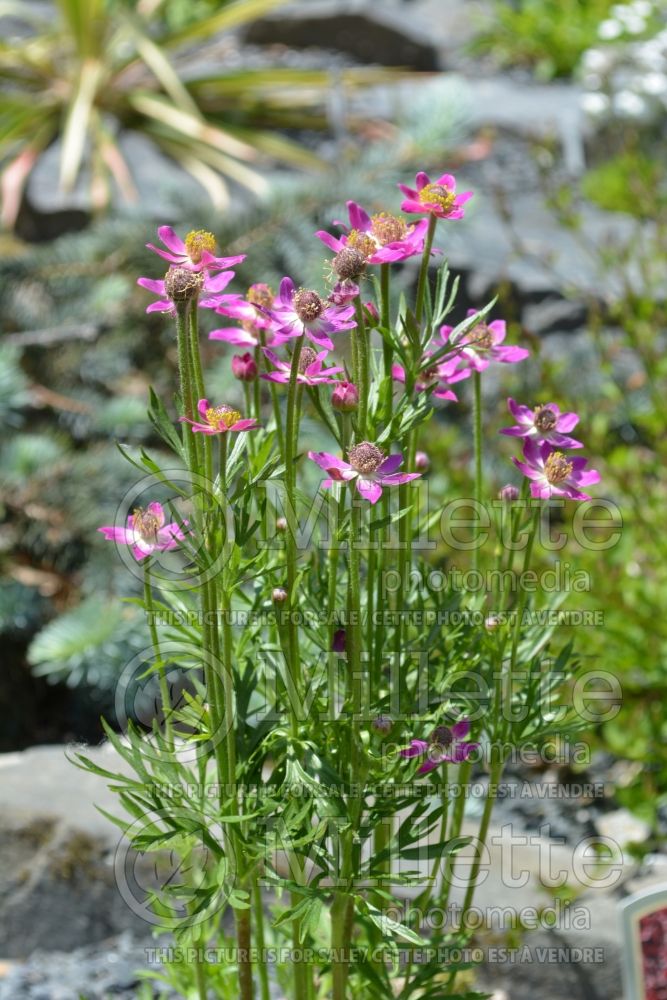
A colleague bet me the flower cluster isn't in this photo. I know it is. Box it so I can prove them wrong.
[503,399,600,500]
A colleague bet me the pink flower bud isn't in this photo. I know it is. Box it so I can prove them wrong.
[276,516,288,532]
[272,587,288,604]
[499,484,519,501]
[232,352,258,382]
[364,301,379,326]
[331,381,359,412]
[415,451,430,471]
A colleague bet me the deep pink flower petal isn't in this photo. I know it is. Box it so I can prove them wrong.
[204,270,235,293]
[316,230,344,252]
[347,200,371,231]
[157,226,186,255]
[356,478,383,504]
[377,454,403,475]
[417,758,441,775]
[98,526,135,544]
[378,472,421,486]
[451,719,471,739]
[137,277,166,294]
[400,739,429,758]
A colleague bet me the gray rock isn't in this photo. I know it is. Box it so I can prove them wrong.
[243,1,441,70]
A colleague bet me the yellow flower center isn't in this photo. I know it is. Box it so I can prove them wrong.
[544,451,573,484]
[346,230,378,259]
[467,322,494,350]
[247,283,274,309]
[205,405,241,430]
[371,212,407,246]
[133,508,160,542]
[184,229,217,264]
[418,182,456,212]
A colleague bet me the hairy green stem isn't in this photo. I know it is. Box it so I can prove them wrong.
[472,370,483,575]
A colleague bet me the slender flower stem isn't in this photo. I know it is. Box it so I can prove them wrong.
[143,560,172,743]
[415,215,437,327]
[253,878,271,1000]
[260,330,285,457]
[380,263,393,427]
[353,297,370,440]
[175,304,197,472]
[472,370,483,575]
[284,335,305,720]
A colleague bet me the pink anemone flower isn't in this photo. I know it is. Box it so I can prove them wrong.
[98,502,186,562]
[440,310,529,374]
[392,351,464,401]
[271,277,355,352]
[206,282,278,348]
[308,442,420,505]
[261,346,343,386]
[137,268,240,316]
[179,400,258,436]
[316,201,429,265]
[398,171,473,220]
[146,227,245,272]
[512,440,600,500]
[501,399,583,448]
[400,719,479,775]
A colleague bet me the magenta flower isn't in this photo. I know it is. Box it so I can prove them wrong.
[231,353,258,382]
[391,351,463,401]
[512,440,600,500]
[316,201,429,265]
[331,381,359,412]
[137,268,239,315]
[440,310,529,374]
[271,277,355,351]
[146,227,245,272]
[261,346,343,386]
[308,442,420,505]
[179,400,258,436]
[98,502,186,562]
[398,171,473,220]
[400,719,479,775]
[207,282,278,348]
[501,399,583,448]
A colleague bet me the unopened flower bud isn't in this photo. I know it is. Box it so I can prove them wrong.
[372,715,393,735]
[485,614,500,630]
[231,352,257,382]
[272,587,288,604]
[499,484,519,501]
[276,517,288,532]
[164,266,203,303]
[332,381,359,413]
[364,302,379,326]
[415,451,430,472]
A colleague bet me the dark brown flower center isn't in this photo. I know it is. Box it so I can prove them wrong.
[430,725,453,748]
[297,346,318,373]
[332,247,366,280]
[544,451,573,484]
[293,289,324,323]
[164,266,204,302]
[348,441,385,474]
[534,405,557,432]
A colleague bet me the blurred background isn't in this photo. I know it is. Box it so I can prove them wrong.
[1,0,666,995]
